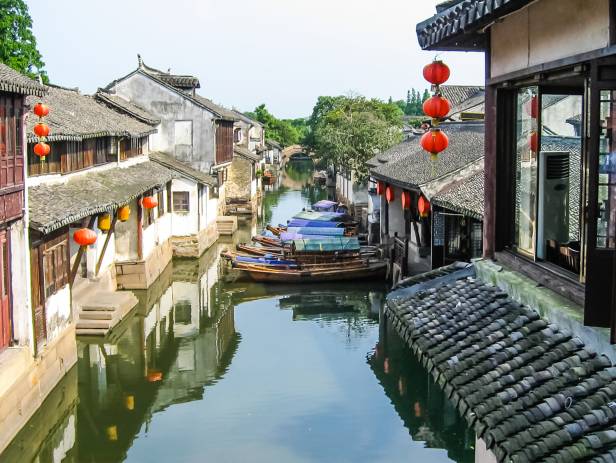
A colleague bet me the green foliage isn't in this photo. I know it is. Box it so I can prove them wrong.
[248,104,305,147]
[403,88,430,116]
[306,95,403,182]
[0,0,47,82]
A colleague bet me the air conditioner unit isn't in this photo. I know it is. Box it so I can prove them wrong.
[537,151,570,260]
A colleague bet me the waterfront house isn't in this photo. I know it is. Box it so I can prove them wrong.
[0,64,77,454]
[104,56,237,214]
[370,121,485,280]
[440,85,485,122]
[397,0,616,460]
[264,138,282,166]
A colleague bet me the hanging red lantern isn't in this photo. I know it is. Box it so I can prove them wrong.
[418,195,430,218]
[33,122,50,138]
[401,190,411,210]
[423,60,450,86]
[376,181,385,196]
[420,129,449,160]
[33,102,50,118]
[73,228,97,246]
[142,196,158,209]
[423,95,451,119]
[526,96,538,119]
[385,185,395,203]
[33,142,50,158]
[529,131,539,152]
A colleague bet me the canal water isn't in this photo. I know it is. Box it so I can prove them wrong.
[2,161,474,463]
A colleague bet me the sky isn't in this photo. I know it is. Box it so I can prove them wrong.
[28,0,484,119]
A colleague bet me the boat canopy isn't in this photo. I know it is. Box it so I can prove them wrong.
[312,200,338,212]
[286,227,344,236]
[280,232,333,241]
[291,237,360,253]
[293,211,349,222]
[286,219,344,228]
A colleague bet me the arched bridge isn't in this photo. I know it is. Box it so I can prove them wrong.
[281,145,314,166]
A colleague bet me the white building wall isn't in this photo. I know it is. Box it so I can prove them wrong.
[43,285,71,345]
[9,219,31,347]
[171,178,199,237]
[114,199,140,262]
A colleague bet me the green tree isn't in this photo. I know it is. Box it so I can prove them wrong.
[0,0,47,82]
[248,104,302,147]
[308,95,403,182]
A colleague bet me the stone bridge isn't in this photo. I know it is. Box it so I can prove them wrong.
[280,145,314,166]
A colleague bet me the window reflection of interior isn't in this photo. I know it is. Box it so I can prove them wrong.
[598,91,616,249]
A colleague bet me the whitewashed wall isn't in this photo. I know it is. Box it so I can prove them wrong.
[10,219,32,347]
[170,178,198,236]
[44,286,71,345]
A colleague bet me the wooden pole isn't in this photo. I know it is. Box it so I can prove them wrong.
[69,216,96,286]
[137,199,143,260]
[95,212,118,276]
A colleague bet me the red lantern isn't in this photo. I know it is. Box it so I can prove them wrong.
[146,370,163,382]
[526,96,538,119]
[423,60,450,86]
[423,95,451,119]
[401,190,411,210]
[142,196,158,209]
[33,103,49,118]
[420,129,449,159]
[73,228,97,246]
[33,142,50,158]
[33,123,50,138]
[385,185,395,203]
[376,181,385,196]
[529,131,539,152]
[418,195,430,218]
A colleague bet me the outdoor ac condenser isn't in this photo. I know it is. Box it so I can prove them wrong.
[537,151,570,260]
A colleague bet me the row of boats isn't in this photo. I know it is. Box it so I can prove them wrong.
[222,200,387,283]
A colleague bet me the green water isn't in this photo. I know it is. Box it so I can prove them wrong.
[2,162,474,463]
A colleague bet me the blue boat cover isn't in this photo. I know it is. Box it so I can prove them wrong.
[235,256,298,267]
[291,237,360,252]
[286,227,344,236]
[293,211,347,222]
[287,219,343,228]
[280,232,332,241]
[312,200,338,212]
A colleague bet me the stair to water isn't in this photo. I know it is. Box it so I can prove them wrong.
[74,289,138,337]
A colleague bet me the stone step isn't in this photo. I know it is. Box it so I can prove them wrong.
[76,328,107,336]
[79,311,114,320]
[80,305,117,312]
[76,320,112,330]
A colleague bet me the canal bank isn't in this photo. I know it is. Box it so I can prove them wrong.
[1,162,475,463]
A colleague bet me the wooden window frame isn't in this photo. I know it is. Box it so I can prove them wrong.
[172,191,190,213]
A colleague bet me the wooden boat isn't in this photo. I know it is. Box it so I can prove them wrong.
[236,243,282,256]
[266,225,286,236]
[234,261,387,283]
[252,235,285,247]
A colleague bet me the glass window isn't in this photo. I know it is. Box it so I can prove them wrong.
[597,90,616,249]
[173,191,190,212]
[515,87,539,256]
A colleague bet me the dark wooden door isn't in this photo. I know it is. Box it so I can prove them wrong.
[0,230,10,349]
[585,67,616,330]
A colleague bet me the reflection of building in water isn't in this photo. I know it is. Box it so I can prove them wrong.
[73,247,239,461]
[368,316,475,463]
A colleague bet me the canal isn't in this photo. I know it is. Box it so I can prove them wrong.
[2,161,474,463]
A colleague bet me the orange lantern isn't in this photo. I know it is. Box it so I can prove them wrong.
[118,205,131,222]
[146,370,163,382]
[73,228,97,246]
[376,180,385,196]
[33,122,50,138]
[418,195,430,218]
[420,129,449,160]
[385,185,395,203]
[423,60,450,86]
[142,196,158,209]
[401,190,411,210]
[33,142,50,159]
[529,131,539,152]
[33,102,49,118]
[423,95,451,119]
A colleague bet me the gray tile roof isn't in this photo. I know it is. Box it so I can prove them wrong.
[232,109,263,127]
[94,90,160,125]
[149,151,216,186]
[371,121,484,190]
[139,59,200,90]
[416,0,534,50]
[386,263,616,462]
[265,139,282,150]
[440,85,485,119]
[0,63,46,97]
[29,161,175,234]
[25,85,157,142]
[234,145,261,163]
[432,166,484,219]
[192,94,238,122]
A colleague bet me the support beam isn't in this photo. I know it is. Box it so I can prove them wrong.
[95,212,118,276]
[69,216,96,286]
[137,199,143,260]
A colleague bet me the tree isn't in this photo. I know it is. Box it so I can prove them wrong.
[0,0,47,82]
[248,104,302,147]
[308,95,403,182]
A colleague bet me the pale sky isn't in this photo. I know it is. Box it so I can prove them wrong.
[28,0,484,119]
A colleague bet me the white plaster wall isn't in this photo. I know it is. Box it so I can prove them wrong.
[171,178,198,236]
[542,96,583,137]
[110,72,218,172]
[206,191,218,227]
[388,187,406,238]
[114,199,139,262]
[9,219,31,346]
[491,0,609,77]
[250,177,257,198]
[142,207,172,260]
[44,285,71,345]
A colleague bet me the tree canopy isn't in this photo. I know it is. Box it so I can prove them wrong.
[246,104,306,147]
[0,0,47,82]
[306,95,403,182]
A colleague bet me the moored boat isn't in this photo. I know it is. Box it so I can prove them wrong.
[235,261,387,283]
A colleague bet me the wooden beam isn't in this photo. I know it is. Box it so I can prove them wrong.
[69,216,96,286]
[483,31,497,259]
[137,199,143,260]
[95,212,118,276]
